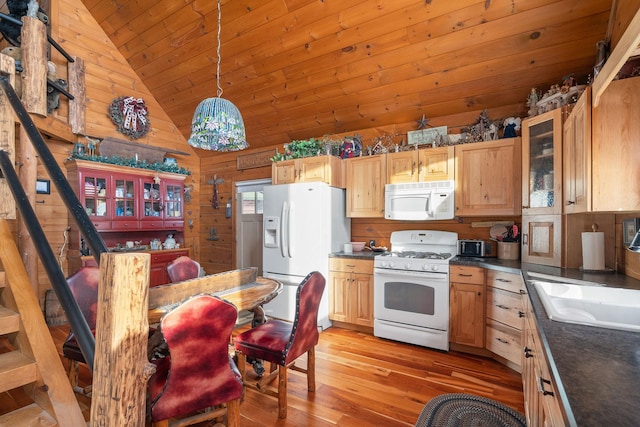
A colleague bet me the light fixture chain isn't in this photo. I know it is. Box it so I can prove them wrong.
[216,0,223,98]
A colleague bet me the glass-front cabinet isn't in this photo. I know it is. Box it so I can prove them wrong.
[522,108,563,215]
[81,172,110,229]
[112,175,138,230]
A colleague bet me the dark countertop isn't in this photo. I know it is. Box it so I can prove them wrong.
[452,256,640,427]
[329,250,379,260]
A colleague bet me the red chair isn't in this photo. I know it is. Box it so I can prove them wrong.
[62,266,100,395]
[166,255,201,283]
[148,294,243,427]
[233,271,325,418]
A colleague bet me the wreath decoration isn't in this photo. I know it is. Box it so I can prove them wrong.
[109,96,150,139]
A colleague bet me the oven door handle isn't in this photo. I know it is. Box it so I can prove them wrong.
[374,268,449,281]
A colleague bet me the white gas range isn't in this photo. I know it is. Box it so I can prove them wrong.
[373,230,458,351]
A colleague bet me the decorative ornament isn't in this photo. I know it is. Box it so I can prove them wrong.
[109,96,150,139]
[153,173,161,185]
[417,114,430,129]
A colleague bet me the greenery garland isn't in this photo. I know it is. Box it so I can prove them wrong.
[70,153,191,175]
[109,96,151,139]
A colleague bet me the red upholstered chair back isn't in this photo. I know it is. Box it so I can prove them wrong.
[67,266,100,331]
[148,295,243,422]
[166,256,200,283]
[283,271,325,365]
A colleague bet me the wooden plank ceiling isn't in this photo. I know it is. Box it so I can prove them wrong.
[81,0,612,154]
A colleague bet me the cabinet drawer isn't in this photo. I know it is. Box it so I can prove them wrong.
[151,250,189,264]
[486,269,524,293]
[329,258,372,275]
[450,265,484,284]
[111,220,139,230]
[487,287,524,330]
[486,319,521,366]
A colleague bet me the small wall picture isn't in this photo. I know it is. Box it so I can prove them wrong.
[36,179,50,194]
[623,218,640,246]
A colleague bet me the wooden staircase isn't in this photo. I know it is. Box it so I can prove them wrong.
[0,219,86,426]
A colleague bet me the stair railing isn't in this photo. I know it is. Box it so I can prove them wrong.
[0,76,105,370]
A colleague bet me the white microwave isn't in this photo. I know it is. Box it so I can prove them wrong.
[384,181,455,221]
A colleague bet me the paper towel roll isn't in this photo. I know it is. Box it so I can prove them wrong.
[582,232,605,270]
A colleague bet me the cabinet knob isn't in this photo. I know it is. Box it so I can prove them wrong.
[566,200,575,205]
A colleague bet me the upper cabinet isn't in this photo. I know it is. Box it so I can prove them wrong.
[66,159,186,232]
[592,76,640,212]
[563,87,591,214]
[272,155,344,188]
[345,154,386,218]
[454,138,521,216]
[386,146,454,183]
[522,109,563,215]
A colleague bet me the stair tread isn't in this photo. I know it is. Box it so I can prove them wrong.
[0,403,57,426]
[0,305,20,335]
[0,351,37,394]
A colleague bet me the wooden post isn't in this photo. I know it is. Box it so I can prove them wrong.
[0,53,16,220]
[68,56,86,135]
[21,16,47,117]
[90,253,154,426]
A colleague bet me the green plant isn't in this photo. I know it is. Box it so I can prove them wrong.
[271,138,323,161]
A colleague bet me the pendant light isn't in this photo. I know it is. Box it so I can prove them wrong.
[187,0,248,151]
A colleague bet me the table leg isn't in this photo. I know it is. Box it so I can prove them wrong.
[248,306,267,376]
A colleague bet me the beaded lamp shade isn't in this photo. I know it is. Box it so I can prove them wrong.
[187,0,248,152]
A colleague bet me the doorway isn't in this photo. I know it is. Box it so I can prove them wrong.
[235,179,270,275]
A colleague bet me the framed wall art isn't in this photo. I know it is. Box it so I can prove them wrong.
[36,179,50,195]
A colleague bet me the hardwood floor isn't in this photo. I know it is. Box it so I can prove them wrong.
[1,325,524,426]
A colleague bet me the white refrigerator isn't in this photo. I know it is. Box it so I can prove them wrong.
[262,181,351,330]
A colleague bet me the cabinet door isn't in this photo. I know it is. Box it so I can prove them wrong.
[449,282,484,347]
[345,155,386,217]
[79,170,111,225]
[419,146,454,181]
[329,271,350,323]
[563,88,591,214]
[592,77,640,211]
[521,214,563,267]
[351,273,373,327]
[140,178,164,229]
[454,138,521,216]
[298,156,329,183]
[386,151,418,183]
[272,160,297,184]
[112,174,139,230]
[150,250,189,287]
[522,109,563,215]
[163,179,184,228]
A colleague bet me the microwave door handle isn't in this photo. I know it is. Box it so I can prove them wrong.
[426,191,434,218]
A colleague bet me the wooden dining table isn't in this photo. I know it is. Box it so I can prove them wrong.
[147,268,283,324]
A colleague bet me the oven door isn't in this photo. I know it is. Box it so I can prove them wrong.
[373,267,449,331]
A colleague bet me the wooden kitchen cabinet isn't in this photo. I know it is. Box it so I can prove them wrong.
[522,291,566,427]
[563,87,591,214]
[272,155,344,188]
[521,214,563,267]
[449,265,485,348]
[329,258,374,329]
[592,76,640,212]
[485,270,524,370]
[386,146,454,183]
[454,138,521,216]
[522,109,563,215]
[345,154,386,218]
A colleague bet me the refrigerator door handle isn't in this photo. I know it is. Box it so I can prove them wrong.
[288,202,295,258]
[280,201,288,258]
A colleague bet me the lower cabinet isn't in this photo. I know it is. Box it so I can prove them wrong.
[329,258,374,328]
[449,265,485,347]
[522,289,565,426]
[485,270,525,370]
[82,249,189,287]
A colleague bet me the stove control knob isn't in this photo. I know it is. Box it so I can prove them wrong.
[405,263,412,269]
[430,265,440,272]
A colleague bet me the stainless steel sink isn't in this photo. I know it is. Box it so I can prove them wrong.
[532,280,640,332]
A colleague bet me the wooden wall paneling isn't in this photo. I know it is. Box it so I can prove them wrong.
[608,0,640,50]
[563,213,616,270]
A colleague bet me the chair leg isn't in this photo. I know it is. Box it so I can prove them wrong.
[278,365,287,419]
[307,346,316,392]
[227,398,240,427]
